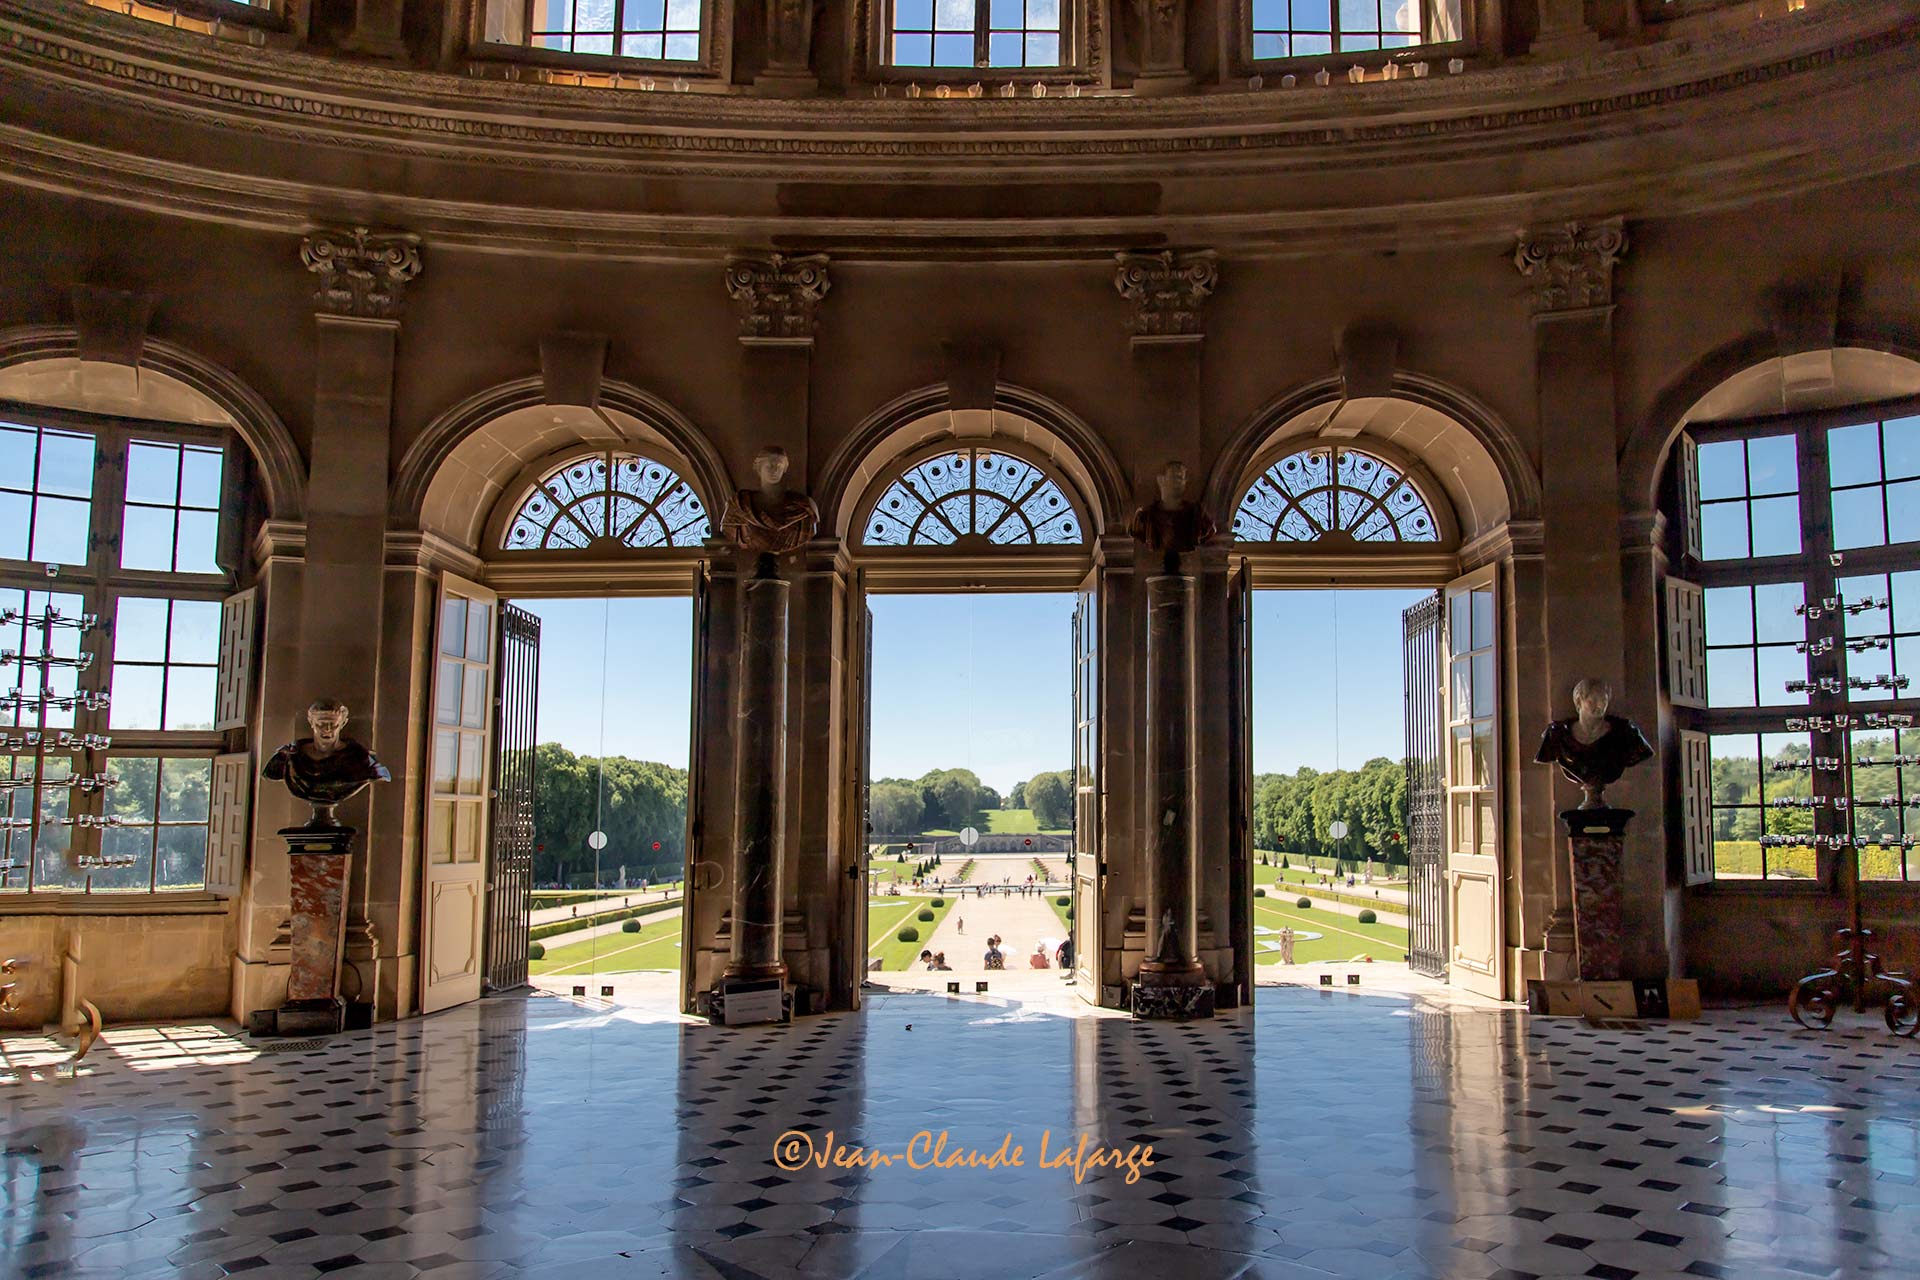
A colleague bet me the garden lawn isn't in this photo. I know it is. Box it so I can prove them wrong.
[1048,894,1072,933]
[1251,898,1410,965]
[865,897,918,956]
[873,896,957,971]
[1255,862,1406,891]
[531,914,682,976]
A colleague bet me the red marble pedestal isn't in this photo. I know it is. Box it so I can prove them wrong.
[1561,808,1630,983]
[276,826,353,1036]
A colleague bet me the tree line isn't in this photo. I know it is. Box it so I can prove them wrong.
[1254,757,1410,864]
[530,742,687,885]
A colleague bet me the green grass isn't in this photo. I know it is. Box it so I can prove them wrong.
[865,898,919,956]
[1048,895,1072,933]
[531,913,682,976]
[871,896,958,971]
[1251,898,1410,965]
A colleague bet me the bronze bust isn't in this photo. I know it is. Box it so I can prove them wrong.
[263,698,392,830]
[1534,679,1653,810]
[1129,461,1218,575]
[720,445,820,576]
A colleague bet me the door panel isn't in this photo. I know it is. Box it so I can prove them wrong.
[1442,575,1503,1000]
[680,564,711,1013]
[421,575,497,1015]
[1402,592,1446,978]
[1072,569,1101,1002]
[485,603,540,993]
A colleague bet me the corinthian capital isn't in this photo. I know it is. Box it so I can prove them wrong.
[300,227,422,320]
[1114,250,1219,340]
[1514,219,1628,315]
[725,253,831,345]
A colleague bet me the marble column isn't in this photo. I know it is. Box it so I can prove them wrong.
[1134,573,1213,1018]
[726,569,791,982]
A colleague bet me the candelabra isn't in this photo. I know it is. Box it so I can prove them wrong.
[0,605,117,888]
[1780,586,1918,1037]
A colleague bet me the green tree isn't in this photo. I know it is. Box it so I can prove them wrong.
[1026,769,1074,830]
[1009,780,1027,810]
[870,780,925,834]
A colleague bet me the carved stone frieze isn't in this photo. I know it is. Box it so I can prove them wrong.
[1513,219,1628,314]
[725,253,830,344]
[1114,250,1218,338]
[300,226,422,319]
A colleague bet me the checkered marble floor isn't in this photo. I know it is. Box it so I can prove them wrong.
[3,987,1917,1279]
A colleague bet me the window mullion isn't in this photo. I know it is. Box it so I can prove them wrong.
[976,1,990,69]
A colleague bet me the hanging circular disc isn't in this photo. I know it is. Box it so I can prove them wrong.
[587,831,609,850]
[960,827,980,847]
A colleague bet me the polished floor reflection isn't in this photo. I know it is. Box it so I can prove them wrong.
[3,987,1917,1279]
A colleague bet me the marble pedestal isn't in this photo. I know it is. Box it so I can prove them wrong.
[272,826,353,1036]
[1561,808,1630,983]
[1131,981,1217,1019]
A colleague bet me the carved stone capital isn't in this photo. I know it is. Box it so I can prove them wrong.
[725,253,831,345]
[1114,250,1218,339]
[1514,219,1627,314]
[300,227,422,319]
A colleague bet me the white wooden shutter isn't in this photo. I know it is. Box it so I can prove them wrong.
[214,587,258,731]
[205,752,251,898]
[1680,730,1714,886]
[1666,578,1707,709]
[1677,434,1703,562]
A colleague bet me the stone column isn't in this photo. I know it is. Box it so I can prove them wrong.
[726,566,792,984]
[1137,573,1208,1002]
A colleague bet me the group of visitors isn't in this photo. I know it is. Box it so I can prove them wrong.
[918,949,951,971]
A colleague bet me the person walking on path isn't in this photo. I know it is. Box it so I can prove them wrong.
[957,917,965,935]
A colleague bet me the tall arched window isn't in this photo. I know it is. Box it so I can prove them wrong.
[502,451,710,551]
[1232,444,1440,544]
[860,447,1084,547]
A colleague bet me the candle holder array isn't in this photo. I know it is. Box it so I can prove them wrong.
[0,605,118,886]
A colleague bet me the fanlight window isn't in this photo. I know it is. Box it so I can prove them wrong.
[1234,445,1440,544]
[863,448,1082,547]
[503,451,710,551]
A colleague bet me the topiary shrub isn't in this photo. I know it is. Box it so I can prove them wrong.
[1296,896,1311,909]
[1358,909,1377,924]
[1056,895,1070,906]
[528,942,546,960]
[1064,904,1073,919]
[917,908,935,922]
[622,919,642,933]
[931,897,945,907]
[897,926,919,942]
[1253,887,1265,898]
[1280,856,1289,869]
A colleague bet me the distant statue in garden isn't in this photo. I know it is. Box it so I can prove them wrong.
[1534,678,1653,810]
[1129,461,1218,574]
[263,698,391,830]
[721,445,819,576]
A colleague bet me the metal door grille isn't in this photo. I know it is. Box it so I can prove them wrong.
[485,603,541,993]
[1403,592,1446,978]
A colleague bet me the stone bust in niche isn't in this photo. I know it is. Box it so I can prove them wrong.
[721,446,820,576]
[263,698,392,831]
[1533,678,1653,810]
[1128,461,1218,574]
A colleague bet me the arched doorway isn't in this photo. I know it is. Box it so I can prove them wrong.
[831,394,1122,1007]
[401,390,724,1015]
[1215,388,1530,1002]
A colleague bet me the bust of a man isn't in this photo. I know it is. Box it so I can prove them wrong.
[1128,462,1218,574]
[263,698,392,830]
[720,446,820,575]
[1534,679,1653,810]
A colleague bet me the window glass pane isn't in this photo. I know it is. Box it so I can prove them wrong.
[0,426,34,481]
[434,730,458,790]
[461,665,487,729]
[0,491,29,560]
[1894,570,1920,634]
[1846,638,1893,700]
[465,601,492,660]
[1697,439,1746,500]
[1755,646,1807,706]
[1024,32,1058,63]
[1448,593,1469,655]
[1744,434,1798,496]
[1886,416,1920,481]
[932,32,972,63]
[159,758,212,823]
[1832,487,1886,550]
[1748,495,1801,557]
[156,823,208,891]
[663,32,699,57]
[666,0,699,27]
[179,446,223,508]
[1839,573,1891,638]
[1827,421,1881,487]
[436,658,462,725]
[458,734,484,794]
[1470,654,1493,719]
[1699,503,1748,560]
[115,597,171,663]
[1294,0,1331,27]
[109,756,160,824]
[1030,0,1058,23]
[989,31,1022,64]
[897,0,932,28]
[92,826,155,892]
[1338,0,1375,27]
[38,431,94,499]
[1753,581,1805,644]
[1887,479,1920,545]
[170,600,220,666]
[33,496,91,565]
[935,0,973,26]
[440,597,467,657]
[1470,588,1493,651]
[1706,647,1755,708]
[121,506,177,571]
[1704,586,1752,646]
[164,666,216,730]
[110,664,164,730]
[894,32,932,62]
[175,510,220,575]
[126,443,179,506]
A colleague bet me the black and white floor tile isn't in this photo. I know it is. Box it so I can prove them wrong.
[3,986,1916,1279]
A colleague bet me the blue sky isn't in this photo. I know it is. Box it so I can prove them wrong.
[519,587,1427,792]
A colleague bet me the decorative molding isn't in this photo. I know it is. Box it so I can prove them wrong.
[300,226,422,319]
[1514,218,1629,314]
[1114,249,1218,340]
[724,253,830,345]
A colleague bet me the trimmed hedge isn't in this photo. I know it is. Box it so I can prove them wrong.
[621,919,642,933]
[897,926,920,943]
[1357,909,1377,924]
[1056,895,1070,906]
[527,942,546,960]
[1253,887,1265,898]
[1296,896,1311,909]
[931,897,945,907]
[916,909,935,922]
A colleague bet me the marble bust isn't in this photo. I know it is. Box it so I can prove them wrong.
[1534,679,1653,810]
[720,446,820,575]
[1128,462,1218,575]
[263,698,392,830]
